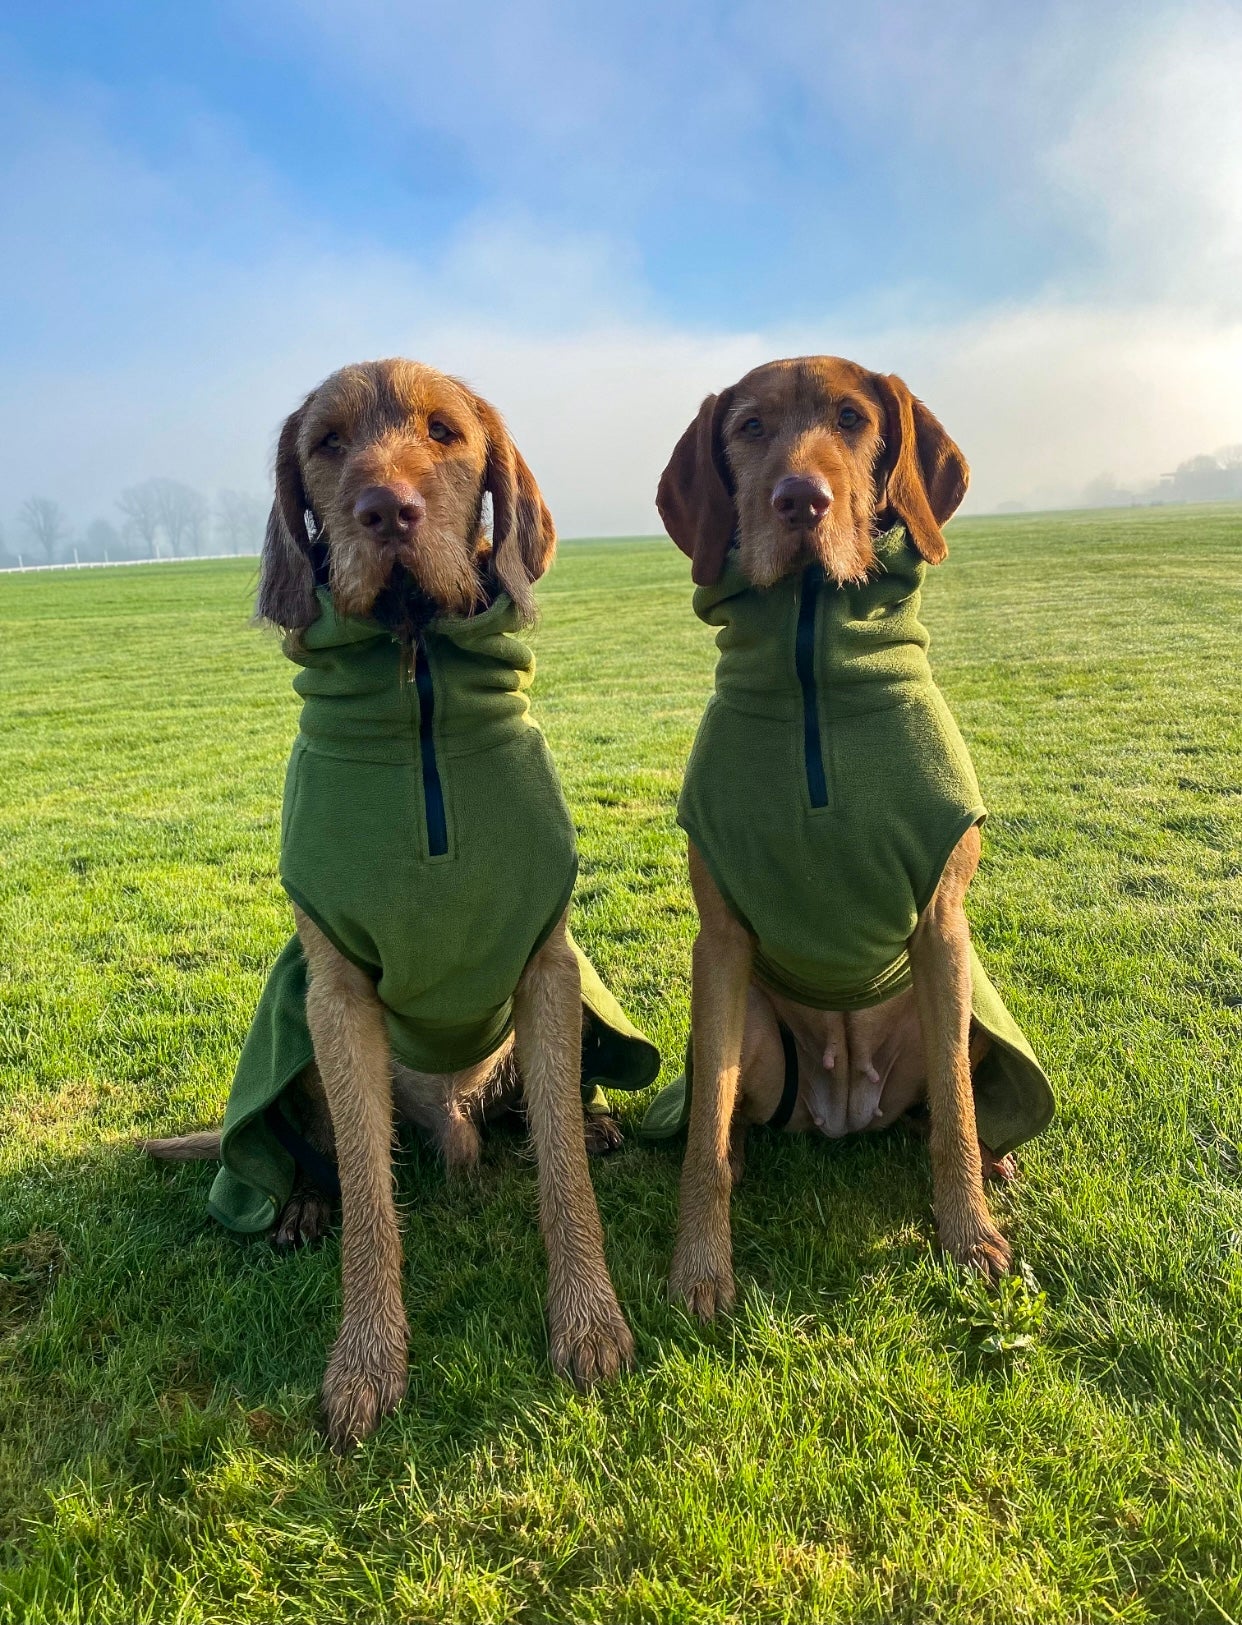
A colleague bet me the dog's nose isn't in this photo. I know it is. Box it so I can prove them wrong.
[353,483,426,541]
[771,474,833,527]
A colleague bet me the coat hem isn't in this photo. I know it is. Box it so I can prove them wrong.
[914,806,988,918]
[280,879,379,981]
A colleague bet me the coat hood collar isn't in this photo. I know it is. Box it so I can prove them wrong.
[288,587,525,661]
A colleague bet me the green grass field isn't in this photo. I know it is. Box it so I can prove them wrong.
[1,506,1240,1623]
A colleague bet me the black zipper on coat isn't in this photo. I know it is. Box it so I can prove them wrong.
[795,564,828,808]
[413,642,448,856]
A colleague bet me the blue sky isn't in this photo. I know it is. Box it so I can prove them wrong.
[2,0,1241,537]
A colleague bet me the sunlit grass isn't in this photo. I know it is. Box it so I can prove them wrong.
[1,505,1240,1622]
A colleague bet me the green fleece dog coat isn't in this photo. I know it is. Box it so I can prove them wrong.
[641,527,1053,1155]
[208,589,660,1234]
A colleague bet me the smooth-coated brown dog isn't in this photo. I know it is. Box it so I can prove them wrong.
[146,360,633,1448]
[658,355,1013,1322]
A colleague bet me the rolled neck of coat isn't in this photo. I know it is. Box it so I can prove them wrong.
[285,587,538,763]
[695,526,940,721]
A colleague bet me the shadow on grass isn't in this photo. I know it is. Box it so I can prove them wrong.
[0,1109,1043,1515]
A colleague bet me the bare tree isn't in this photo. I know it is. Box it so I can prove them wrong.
[152,479,208,557]
[215,490,267,554]
[117,481,164,557]
[116,477,208,556]
[18,497,70,563]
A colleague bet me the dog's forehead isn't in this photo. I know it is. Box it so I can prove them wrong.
[305,360,478,438]
[377,360,478,423]
[735,356,875,417]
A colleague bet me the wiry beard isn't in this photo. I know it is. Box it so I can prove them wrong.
[368,565,441,646]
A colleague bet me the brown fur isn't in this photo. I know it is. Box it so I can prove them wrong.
[662,357,1008,1320]
[256,358,555,631]
[656,355,968,588]
[146,361,629,1449]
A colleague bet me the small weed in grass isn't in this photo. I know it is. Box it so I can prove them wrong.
[955,1260,1048,1357]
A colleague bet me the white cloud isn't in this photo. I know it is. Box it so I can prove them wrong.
[384,301,1242,525]
[861,304,1242,511]
[8,282,1240,535]
[2,5,1242,543]
[1046,3,1242,311]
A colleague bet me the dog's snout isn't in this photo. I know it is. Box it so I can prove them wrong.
[771,474,833,527]
[353,483,427,541]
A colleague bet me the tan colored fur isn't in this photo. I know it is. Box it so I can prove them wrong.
[720,365,884,588]
[513,915,635,1384]
[291,905,633,1450]
[146,359,626,1448]
[295,908,409,1449]
[256,358,555,634]
[907,828,1010,1275]
[672,833,1012,1321]
[667,845,754,1318]
[662,356,1007,1319]
[139,1129,223,1160]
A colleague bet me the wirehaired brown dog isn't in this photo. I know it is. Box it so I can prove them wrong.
[146,359,635,1448]
[656,356,1053,1319]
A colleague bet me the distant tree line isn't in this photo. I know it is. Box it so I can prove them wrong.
[0,480,268,569]
[1077,445,1242,510]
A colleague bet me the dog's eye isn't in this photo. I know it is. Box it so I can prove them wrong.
[428,419,456,444]
[318,431,344,453]
[838,407,862,430]
[738,417,764,439]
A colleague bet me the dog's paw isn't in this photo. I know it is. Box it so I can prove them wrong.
[940,1218,1012,1283]
[583,1113,624,1157]
[980,1146,1018,1184]
[550,1302,635,1388]
[321,1341,408,1452]
[669,1244,736,1321]
[272,1190,333,1250]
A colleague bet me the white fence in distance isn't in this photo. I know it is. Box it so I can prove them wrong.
[1,552,259,573]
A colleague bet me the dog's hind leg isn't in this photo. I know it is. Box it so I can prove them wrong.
[514,911,634,1387]
[295,907,408,1450]
[271,1065,338,1250]
[908,826,1011,1281]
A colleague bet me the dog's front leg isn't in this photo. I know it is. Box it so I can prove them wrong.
[669,844,754,1319]
[908,828,1011,1281]
[295,908,408,1450]
[515,912,634,1387]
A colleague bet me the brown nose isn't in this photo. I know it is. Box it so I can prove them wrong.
[771,474,833,527]
[353,483,426,542]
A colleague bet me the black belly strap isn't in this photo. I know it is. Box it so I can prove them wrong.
[765,1021,800,1130]
[264,1102,342,1201]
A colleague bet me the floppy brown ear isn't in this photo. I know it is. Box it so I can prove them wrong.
[476,397,556,622]
[871,373,969,565]
[255,403,319,630]
[656,388,737,585]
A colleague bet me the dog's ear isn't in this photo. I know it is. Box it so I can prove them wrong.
[871,373,969,565]
[255,403,319,630]
[476,397,556,622]
[656,389,737,585]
